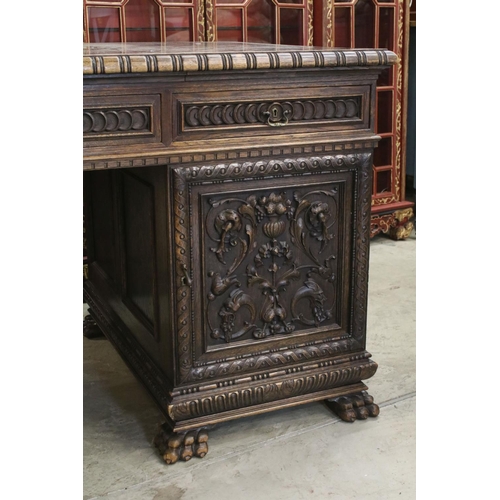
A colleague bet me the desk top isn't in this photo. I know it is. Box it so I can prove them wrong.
[83,42,397,76]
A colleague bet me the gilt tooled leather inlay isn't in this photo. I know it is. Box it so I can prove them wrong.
[83,107,151,134]
[184,97,361,128]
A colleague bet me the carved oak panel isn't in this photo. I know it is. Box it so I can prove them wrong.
[172,152,372,383]
[201,181,348,346]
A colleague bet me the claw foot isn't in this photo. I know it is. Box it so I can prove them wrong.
[325,391,379,422]
[154,424,209,465]
[83,312,105,339]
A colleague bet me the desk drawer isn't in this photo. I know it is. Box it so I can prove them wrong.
[173,85,371,143]
[83,94,162,147]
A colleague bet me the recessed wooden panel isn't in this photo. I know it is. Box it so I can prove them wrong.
[121,171,159,339]
[199,177,350,351]
[88,170,117,284]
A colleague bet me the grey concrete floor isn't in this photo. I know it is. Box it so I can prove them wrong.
[83,232,416,500]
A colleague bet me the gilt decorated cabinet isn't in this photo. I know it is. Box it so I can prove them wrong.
[83,42,397,463]
[83,0,414,240]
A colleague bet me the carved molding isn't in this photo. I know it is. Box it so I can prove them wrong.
[183,154,363,182]
[184,97,361,128]
[170,359,378,421]
[173,172,193,381]
[83,107,150,134]
[307,0,314,46]
[325,0,334,48]
[205,0,215,42]
[195,0,205,42]
[186,338,356,382]
[83,140,379,171]
[83,48,397,75]
[394,0,405,202]
[351,155,372,342]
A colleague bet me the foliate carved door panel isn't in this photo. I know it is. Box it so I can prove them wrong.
[172,153,372,383]
[202,178,351,347]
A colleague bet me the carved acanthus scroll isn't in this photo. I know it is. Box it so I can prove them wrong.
[205,187,341,344]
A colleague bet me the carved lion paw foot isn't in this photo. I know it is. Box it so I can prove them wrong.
[154,425,209,465]
[83,312,105,339]
[325,391,379,422]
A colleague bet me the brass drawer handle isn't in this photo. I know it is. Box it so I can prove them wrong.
[264,109,290,127]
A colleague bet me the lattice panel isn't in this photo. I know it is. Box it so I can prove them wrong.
[84,0,205,42]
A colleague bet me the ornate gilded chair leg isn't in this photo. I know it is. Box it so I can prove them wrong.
[83,312,105,339]
[325,391,380,422]
[154,424,209,465]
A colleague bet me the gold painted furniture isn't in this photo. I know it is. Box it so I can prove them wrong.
[83,42,397,464]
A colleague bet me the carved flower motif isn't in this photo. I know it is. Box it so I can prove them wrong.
[247,192,292,221]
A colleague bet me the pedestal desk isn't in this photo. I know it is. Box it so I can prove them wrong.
[83,42,397,464]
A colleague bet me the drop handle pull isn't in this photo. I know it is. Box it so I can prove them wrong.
[264,109,290,127]
[180,264,192,287]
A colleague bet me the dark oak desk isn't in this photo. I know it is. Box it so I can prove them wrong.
[83,42,397,464]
